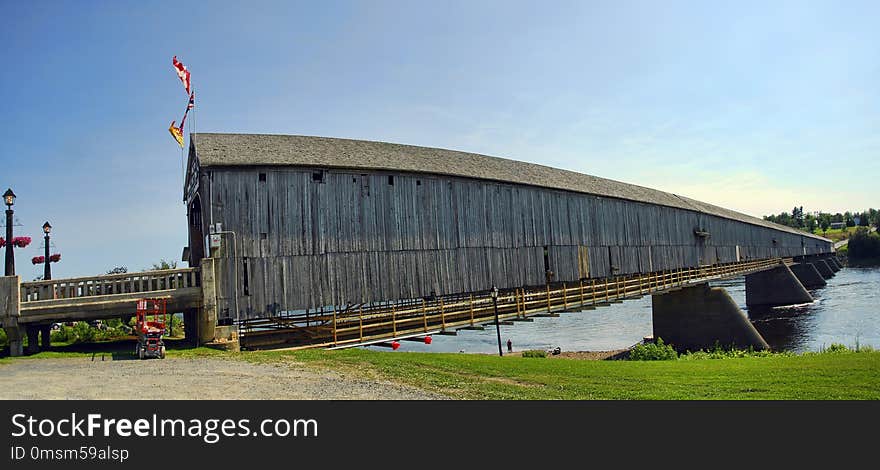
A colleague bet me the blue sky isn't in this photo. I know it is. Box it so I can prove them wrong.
[1,0,877,279]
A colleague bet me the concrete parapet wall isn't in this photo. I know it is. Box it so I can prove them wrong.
[0,276,23,356]
[652,283,769,352]
[745,264,813,308]
[790,263,827,290]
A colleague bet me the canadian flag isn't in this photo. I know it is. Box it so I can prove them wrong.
[172,56,191,95]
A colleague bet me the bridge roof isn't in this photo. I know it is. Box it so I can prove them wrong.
[192,132,829,242]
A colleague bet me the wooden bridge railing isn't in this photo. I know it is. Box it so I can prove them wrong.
[240,257,788,350]
[20,268,201,302]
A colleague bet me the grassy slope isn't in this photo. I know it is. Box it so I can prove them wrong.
[257,348,880,400]
[4,343,878,400]
[813,226,864,242]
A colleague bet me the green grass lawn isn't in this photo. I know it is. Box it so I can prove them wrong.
[813,226,865,242]
[251,348,880,400]
[4,340,878,400]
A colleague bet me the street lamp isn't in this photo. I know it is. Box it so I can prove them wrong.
[491,285,503,357]
[42,222,52,280]
[4,188,16,276]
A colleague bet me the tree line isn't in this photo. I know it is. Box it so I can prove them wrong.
[763,207,879,235]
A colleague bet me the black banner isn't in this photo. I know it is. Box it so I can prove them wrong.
[1,400,876,468]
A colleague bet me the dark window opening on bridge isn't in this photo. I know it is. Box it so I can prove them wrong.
[416,179,421,186]
[543,246,550,272]
[258,172,266,182]
[242,258,250,296]
[312,171,325,183]
[543,246,554,283]
[352,177,357,183]
[260,233,267,240]
[694,227,710,238]
[388,175,394,186]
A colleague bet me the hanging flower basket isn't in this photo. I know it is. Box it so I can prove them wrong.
[12,236,31,248]
[0,237,4,247]
[50,253,61,263]
[32,256,45,265]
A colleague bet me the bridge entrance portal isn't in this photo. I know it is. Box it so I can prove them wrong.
[188,195,205,267]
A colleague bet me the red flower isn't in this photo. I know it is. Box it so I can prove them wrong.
[0,237,4,247]
[32,256,45,265]
[49,253,61,263]
[11,236,31,248]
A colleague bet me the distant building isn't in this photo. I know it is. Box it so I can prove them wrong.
[830,222,845,230]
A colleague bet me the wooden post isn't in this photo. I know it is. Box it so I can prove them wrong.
[332,306,338,345]
[562,282,568,310]
[392,304,397,337]
[440,298,446,330]
[468,295,474,326]
[579,280,585,306]
[591,279,596,304]
[422,299,429,332]
[604,278,610,302]
[515,290,521,318]
[546,284,551,312]
[359,305,364,342]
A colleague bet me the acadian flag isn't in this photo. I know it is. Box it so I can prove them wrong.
[169,121,184,147]
[172,56,191,95]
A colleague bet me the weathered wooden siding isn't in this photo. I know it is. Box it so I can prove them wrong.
[196,166,832,320]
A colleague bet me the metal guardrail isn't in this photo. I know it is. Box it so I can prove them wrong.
[240,258,788,350]
[20,268,201,302]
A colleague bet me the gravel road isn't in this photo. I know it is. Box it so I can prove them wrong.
[0,356,444,400]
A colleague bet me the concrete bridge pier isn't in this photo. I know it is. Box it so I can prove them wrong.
[829,256,843,270]
[813,259,835,279]
[745,264,813,309]
[823,256,840,273]
[652,283,769,352]
[789,263,827,290]
[4,326,23,357]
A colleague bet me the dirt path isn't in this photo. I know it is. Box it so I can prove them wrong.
[0,356,444,400]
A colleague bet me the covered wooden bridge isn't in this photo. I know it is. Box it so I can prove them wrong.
[177,133,835,351]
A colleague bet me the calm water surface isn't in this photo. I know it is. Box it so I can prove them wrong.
[372,267,880,354]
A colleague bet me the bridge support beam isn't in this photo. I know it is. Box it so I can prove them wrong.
[184,308,198,346]
[812,260,834,279]
[745,264,813,309]
[829,256,843,270]
[40,324,51,350]
[652,283,768,352]
[789,263,827,290]
[26,326,39,355]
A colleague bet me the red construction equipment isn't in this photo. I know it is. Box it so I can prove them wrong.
[134,298,167,359]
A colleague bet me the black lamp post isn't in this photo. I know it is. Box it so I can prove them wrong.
[4,188,15,276]
[42,222,52,280]
[491,285,503,357]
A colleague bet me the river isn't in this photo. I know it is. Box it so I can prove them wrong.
[374,267,880,354]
